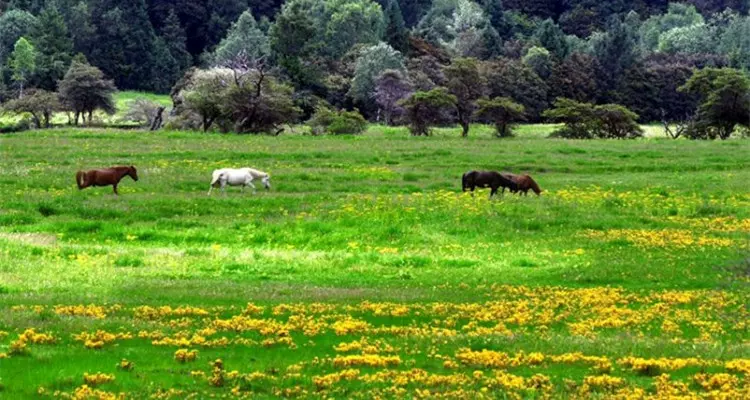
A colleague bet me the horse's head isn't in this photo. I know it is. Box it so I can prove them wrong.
[262,175,271,190]
[129,166,139,182]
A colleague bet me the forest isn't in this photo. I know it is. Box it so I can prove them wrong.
[2,0,750,133]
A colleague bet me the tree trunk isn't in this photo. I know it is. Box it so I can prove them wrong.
[460,120,469,137]
[74,111,80,126]
[150,107,165,131]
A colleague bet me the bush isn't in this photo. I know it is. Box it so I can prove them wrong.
[122,98,166,128]
[309,107,367,135]
[545,98,643,139]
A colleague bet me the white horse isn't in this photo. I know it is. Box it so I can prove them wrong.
[208,168,271,195]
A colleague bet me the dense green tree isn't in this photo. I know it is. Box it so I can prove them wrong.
[399,0,432,27]
[325,0,385,59]
[211,10,270,67]
[10,37,36,97]
[591,15,640,97]
[481,0,512,38]
[0,9,38,63]
[547,52,600,104]
[349,42,405,111]
[443,58,486,137]
[161,9,192,73]
[149,37,180,93]
[58,60,117,125]
[30,3,74,90]
[535,18,569,60]
[89,0,157,90]
[639,3,704,52]
[481,58,548,120]
[475,96,525,137]
[383,0,409,52]
[719,15,750,70]
[679,67,750,140]
[416,0,499,58]
[522,46,553,79]
[399,87,457,136]
[65,1,95,57]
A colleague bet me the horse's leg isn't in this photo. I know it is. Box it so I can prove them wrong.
[207,185,213,196]
[248,182,257,194]
[490,186,497,199]
[112,184,119,196]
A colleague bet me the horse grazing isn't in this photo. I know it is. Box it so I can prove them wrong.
[462,170,518,198]
[208,168,271,195]
[76,166,139,196]
[501,173,542,196]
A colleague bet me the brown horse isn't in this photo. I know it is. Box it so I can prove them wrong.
[76,166,138,195]
[462,170,518,198]
[501,173,542,196]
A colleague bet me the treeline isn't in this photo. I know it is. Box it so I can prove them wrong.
[2,1,750,133]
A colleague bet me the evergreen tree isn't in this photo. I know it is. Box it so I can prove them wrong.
[211,10,269,67]
[161,9,192,73]
[481,0,512,39]
[384,0,409,52]
[31,3,74,90]
[90,0,157,90]
[65,1,95,57]
[149,36,179,94]
[535,18,569,60]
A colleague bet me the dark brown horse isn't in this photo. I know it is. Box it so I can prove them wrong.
[76,166,138,195]
[501,173,542,196]
[462,170,518,198]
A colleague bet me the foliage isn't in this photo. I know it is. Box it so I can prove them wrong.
[211,10,269,67]
[399,87,456,136]
[29,4,73,91]
[415,0,500,58]
[475,96,525,137]
[0,9,38,63]
[10,37,36,96]
[374,69,412,125]
[443,57,485,137]
[349,42,405,110]
[679,68,750,140]
[57,60,117,125]
[522,46,552,79]
[182,69,232,132]
[221,68,301,134]
[309,106,367,135]
[545,98,643,139]
[2,88,60,128]
[481,58,548,120]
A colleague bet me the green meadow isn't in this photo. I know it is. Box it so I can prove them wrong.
[0,128,748,399]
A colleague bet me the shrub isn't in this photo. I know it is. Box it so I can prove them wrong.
[545,98,643,139]
[122,99,166,129]
[475,97,526,138]
[309,107,367,135]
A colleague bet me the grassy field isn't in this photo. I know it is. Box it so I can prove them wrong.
[0,127,748,399]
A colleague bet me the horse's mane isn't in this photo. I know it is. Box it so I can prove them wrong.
[523,174,542,194]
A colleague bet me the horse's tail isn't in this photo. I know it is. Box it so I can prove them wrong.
[525,175,542,195]
[76,171,86,189]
